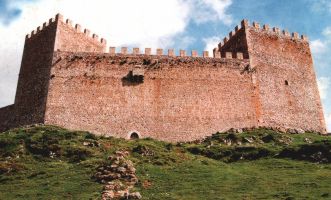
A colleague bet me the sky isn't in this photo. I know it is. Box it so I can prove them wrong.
[0,0,330,131]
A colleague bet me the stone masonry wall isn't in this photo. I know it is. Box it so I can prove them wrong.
[246,24,326,133]
[220,20,326,133]
[0,14,108,131]
[0,14,326,140]
[13,15,59,127]
[44,52,257,142]
[54,14,106,53]
[0,105,16,132]
[218,27,249,59]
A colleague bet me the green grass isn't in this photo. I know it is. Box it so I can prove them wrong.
[0,126,330,199]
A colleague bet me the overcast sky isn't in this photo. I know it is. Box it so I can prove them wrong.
[0,0,330,131]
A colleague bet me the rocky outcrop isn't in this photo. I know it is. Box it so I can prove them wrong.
[93,151,142,200]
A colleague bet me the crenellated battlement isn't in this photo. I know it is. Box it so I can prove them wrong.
[0,15,326,140]
[25,14,106,48]
[58,14,106,45]
[25,15,309,59]
[25,16,56,40]
[218,19,309,60]
[247,19,308,41]
[219,19,308,50]
[107,47,245,60]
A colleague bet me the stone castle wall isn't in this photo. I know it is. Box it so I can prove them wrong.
[45,52,256,141]
[0,105,16,131]
[220,20,326,133]
[0,14,107,132]
[11,14,59,128]
[0,14,327,139]
[54,14,106,53]
[246,23,326,133]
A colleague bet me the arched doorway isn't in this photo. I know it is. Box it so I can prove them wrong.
[129,132,140,140]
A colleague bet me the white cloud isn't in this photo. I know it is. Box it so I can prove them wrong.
[310,39,327,55]
[310,0,331,13]
[327,113,331,132]
[189,0,233,25]
[201,0,232,24]
[311,27,331,133]
[0,0,234,107]
[203,36,221,55]
[32,0,190,48]
[311,27,331,55]
[323,27,331,37]
[317,77,330,100]
[178,36,197,49]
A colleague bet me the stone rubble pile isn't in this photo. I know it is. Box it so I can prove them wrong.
[93,151,142,200]
[227,127,307,134]
[83,140,101,147]
[304,137,313,144]
[198,129,296,147]
[132,145,155,157]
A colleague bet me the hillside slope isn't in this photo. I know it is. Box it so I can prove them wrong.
[0,126,330,199]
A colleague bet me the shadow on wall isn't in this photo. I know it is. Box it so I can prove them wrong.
[122,71,144,87]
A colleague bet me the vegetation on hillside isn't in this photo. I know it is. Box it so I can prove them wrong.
[0,125,330,199]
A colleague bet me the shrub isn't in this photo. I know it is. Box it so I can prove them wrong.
[85,132,98,140]
[0,138,19,157]
[65,146,93,162]
[0,162,25,175]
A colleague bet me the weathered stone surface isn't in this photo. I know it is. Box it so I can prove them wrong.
[129,192,142,199]
[304,138,312,144]
[44,52,255,142]
[219,20,327,135]
[0,14,327,142]
[95,151,141,200]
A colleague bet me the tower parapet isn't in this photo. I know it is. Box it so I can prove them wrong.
[13,13,107,128]
[218,19,309,59]
[53,14,106,52]
[218,19,325,134]
[25,14,107,52]
[0,15,326,139]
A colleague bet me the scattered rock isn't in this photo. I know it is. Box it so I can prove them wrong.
[278,141,331,163]
[304,138,312,144]
[93,151,141,200]
[287,129,298,134]
[83,140,100,147]
[49,151,56,158]
[278,127,287,133]
[227,128,243,134]
[237,129,243,134]
[286,128,305,134]
[297,129,305,134]
[224,139,232,146]
[243,137,254,144]
[129,192,142,199]
[132,145,155,157]
[142,180,152,189]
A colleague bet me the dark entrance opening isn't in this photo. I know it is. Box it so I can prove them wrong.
[130,132,140,140]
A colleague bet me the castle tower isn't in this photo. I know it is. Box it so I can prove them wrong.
[0,15,326,139]
[9,14,107,128]
[218,20,326,133]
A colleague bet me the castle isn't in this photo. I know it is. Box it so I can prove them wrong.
[0,14,327,141]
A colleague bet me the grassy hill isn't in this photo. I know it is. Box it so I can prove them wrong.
[0,125,330,199]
